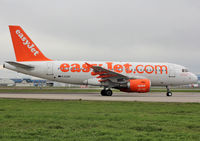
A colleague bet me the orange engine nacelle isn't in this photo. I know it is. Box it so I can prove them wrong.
[120,79,151,93]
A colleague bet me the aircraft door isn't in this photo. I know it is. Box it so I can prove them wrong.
[169,65,176,78]
[47,62,53,75]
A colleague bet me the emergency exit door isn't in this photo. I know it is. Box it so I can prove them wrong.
[47,62,53,75]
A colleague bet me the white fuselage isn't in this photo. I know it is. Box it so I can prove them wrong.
[4,61,198,86]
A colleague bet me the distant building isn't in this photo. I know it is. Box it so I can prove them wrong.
[11,78,33,87]
[9,78,46,87]
[0,78,61,87]
[32,79,46,87]
[0,78,15,86]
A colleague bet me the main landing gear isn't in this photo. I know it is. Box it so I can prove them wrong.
[101,89,113,96]
[166,86,172,96]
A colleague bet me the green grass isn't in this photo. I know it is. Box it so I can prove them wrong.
[0,99,199,141]
[0,87,200,93]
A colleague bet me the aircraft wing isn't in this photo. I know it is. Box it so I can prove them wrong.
[85,63,142,85]
[6,61,34,70]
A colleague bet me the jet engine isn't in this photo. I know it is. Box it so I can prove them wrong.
[120,79,151,93]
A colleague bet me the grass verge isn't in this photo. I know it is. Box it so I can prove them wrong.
[0,99,199,141]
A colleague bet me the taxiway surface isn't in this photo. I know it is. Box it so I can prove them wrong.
[0,92,200,103]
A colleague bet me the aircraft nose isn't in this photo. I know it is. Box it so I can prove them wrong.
[191,73,198,83]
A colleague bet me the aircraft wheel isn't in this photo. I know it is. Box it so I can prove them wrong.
[166,86,172,97]
[105,89,113,96]
[101,89,106,96]
[166,92,172,96]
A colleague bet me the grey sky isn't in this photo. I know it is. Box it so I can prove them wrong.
[0,0,200,78]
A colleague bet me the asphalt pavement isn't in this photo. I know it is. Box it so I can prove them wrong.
[0,92,200,103]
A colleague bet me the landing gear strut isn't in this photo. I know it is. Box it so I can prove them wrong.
[166,86,172,96]
[101,89,113,96]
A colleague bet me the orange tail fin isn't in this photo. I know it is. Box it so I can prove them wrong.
[9,25,52,62]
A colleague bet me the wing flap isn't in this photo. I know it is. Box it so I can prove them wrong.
[85,63,129,84]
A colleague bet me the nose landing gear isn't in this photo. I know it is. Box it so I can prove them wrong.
[101,89,113,96]
[166,86,172,96]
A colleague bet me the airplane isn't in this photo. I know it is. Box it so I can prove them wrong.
[3,25,198,96]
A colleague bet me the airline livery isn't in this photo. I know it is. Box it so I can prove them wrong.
[4,26,198,96]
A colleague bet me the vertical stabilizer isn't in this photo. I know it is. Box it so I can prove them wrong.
[9,25,51,62]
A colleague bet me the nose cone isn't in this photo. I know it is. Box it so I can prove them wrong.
[190,73,198,83]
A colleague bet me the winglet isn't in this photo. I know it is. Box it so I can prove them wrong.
[9,25,52,62]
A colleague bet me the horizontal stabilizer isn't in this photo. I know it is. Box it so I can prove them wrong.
[6,61,34,69]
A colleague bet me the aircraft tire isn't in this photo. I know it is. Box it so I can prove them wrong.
[101,90,106,96]
[166,92,172,96]
[105,89,113,96]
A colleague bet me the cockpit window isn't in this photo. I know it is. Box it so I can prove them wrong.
[182,69,189,72]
